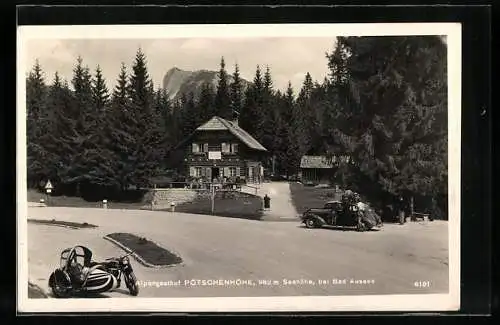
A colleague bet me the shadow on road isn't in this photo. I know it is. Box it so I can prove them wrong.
[297,225,383,232]
[47,288,133,299]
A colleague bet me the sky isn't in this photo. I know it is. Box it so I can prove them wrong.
[25,37,336,93]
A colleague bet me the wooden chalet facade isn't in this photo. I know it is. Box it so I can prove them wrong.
[174,116,268,184]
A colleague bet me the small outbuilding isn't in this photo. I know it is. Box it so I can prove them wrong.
[299,155,354,184]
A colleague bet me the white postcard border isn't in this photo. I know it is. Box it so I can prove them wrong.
[17,22,461,313]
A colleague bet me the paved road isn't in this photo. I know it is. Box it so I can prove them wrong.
[242,182,299,220]
[26,206,449,298]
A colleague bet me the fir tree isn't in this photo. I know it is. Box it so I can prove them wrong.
[49,56,96,195]
[198,82,215,122]
[108,62,136,190]
[127,48,163,187]
[129,48,153,112]
[240,65,264,139]
[295,72,315,155]
[181,91,198,137]
[327,36,448,216]
[45,71,81,193]
[279,82,300,176]
[86,65,117,188]
[112,63,130,109]
[260,66,278,166]
[92,65,110,112]
[229,63,243,121]
[26,60,48,187]
[214,57,231,119]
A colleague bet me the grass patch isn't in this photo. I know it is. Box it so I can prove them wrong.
[289,182,342,214]
[174,195,264,220]
[28,282,48,298]
[106,233,182,267]
[28,218,98,229]
[27,190,145,210]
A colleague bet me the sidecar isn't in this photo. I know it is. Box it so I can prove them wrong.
[48,245,119,298]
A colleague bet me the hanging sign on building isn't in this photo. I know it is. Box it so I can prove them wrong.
[208,152,222,160]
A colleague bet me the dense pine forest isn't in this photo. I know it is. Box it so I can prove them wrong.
[26,36,448,218]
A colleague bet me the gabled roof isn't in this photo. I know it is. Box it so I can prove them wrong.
[300,155,353,169]
[174,116,267,152]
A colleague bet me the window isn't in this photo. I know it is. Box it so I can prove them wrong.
[195,167,203,177]
[208,143,222,152]
[222,143,238,153]
[230,143,239,153]
[192,143,200,153]
[229,167,237,177]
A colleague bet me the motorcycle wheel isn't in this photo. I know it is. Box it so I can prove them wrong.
[125,271,139,296]
[49,273,72,298]
[50,283,71,298]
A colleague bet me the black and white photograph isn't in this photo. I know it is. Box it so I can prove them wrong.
[17,23,461,312]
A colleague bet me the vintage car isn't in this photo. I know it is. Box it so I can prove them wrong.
[300,200,382,231]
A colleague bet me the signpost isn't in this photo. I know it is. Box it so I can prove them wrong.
[207,150,222,215]
[211,183,215,215]
[44,180,53,206]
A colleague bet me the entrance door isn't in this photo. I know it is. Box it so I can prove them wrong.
[211,167,220,181]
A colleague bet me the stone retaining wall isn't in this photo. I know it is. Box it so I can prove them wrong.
[146,188,262,211]
[148,188,198,210]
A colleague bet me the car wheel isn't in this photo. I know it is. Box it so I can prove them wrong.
[305,218,317,229]
[356,222,366,232]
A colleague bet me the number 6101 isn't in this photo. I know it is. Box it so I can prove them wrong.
[414,281,431,288]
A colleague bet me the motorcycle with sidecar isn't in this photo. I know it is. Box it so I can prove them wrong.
[48,245,139,298]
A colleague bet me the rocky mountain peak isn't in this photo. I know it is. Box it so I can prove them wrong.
[162,67,251,101]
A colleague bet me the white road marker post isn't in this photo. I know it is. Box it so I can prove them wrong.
[102,199,108,209]
[44,179,53,206]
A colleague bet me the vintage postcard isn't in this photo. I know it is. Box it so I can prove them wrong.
[17,23,461,313]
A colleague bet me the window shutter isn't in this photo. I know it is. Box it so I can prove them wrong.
[233,143,238,153]
[206,167,212,179]
[204,143,208,152]
[222,142,227,153]
[224,167,230,178]
[189,166,195,176]
[192,143,198,153]
[236,167,240,177]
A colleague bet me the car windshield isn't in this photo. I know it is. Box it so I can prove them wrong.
[325,202,341,209]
